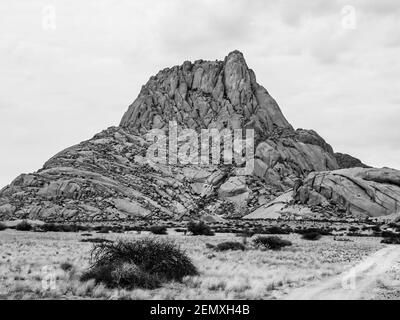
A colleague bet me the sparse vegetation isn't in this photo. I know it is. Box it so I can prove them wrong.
[40,223,60,232]
[60,262,74,272]
[81,238,198,289]
[81,238,113,244]
[15,221,32,231]
[39,223,91,233]
[296,227,332,236]
[381,236,400,244]
[253,236,292,250]
[214,241,246,251]
[302,231,322,241]
[187,220,214,236]
[264,226,291,235]
[0,229,385,299]
[149,225,167,235]
[96,226,111,234]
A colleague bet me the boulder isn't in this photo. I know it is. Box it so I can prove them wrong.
[294,168,400,217]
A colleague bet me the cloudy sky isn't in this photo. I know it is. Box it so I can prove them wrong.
[0,0,399,188]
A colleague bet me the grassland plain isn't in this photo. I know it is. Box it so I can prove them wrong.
[0,229,386,300]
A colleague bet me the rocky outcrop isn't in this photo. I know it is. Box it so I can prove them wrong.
[293,168,400,218]
[334,153,369,169]
[0,50,386,221]
[120,51,293,135]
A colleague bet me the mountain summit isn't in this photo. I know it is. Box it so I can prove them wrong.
[1,51,398,222]
[120,50,291,135]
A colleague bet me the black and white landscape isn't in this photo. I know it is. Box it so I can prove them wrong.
[0,1,399,301]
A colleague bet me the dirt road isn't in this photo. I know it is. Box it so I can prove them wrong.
[284,245,400,300]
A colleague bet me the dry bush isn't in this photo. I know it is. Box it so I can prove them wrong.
[187,221,214,236]
[149,225,167,235]
[15,221,32,231]
[81,238,113,244]
[81,238,198,289]
[253,236,292,250]
[301,231,322,241]
[214,241,246,251]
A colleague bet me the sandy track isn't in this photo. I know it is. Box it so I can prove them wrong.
[284,245,400,300]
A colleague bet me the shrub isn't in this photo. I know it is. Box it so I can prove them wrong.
[187,221,214,236]
[41,223,62,232]
[381,237,400,244]
[215,241,246,251]
[205,243,215,249]
[15,221,32,231]
[81,238,198,289]
[265,226,291,235]
[0,222,7,231]
[40,223,90,232]
[81,238,113,244]
[370,225,381,232]
[253,236,292,250]
[96,226,111,234]
[236,229,255,238]
[60,262,74,272]
[149,225,167,235]
[296,227,332,236]
[301,231,322,241]
[381,230,398,238]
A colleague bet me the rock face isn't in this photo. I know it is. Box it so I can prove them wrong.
[334,153,369,169]
[293,168,400,218]
[0,50,396,221]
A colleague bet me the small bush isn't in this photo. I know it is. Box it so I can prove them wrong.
[265,226,291,235]
[301,231,322,241]
[253,236,292,250]
[39,223,90,232]
[81,238,198,289]
[15,221,32,231]
[60,262,74,272]
[215,241,246,251]
[81,238,113,244]
[41,223,62,232]
[149,225,167,235]
[381,230,398,238]
[0,222,7,231]
[96,226,111,234]
[187,221,214,236]
[296,227,332,236]
[205,243,215,249]
[381,237,400,244]
[236,229,255,238]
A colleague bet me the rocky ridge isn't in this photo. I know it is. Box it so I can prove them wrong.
[0,51,397,221]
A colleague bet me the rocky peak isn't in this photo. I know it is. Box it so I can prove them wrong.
[119,51,292,136]
[0,50,385,223]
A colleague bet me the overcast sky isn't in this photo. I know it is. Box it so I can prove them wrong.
[0,0,399,188]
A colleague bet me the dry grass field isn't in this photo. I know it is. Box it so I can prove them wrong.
[0,228,389,300]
